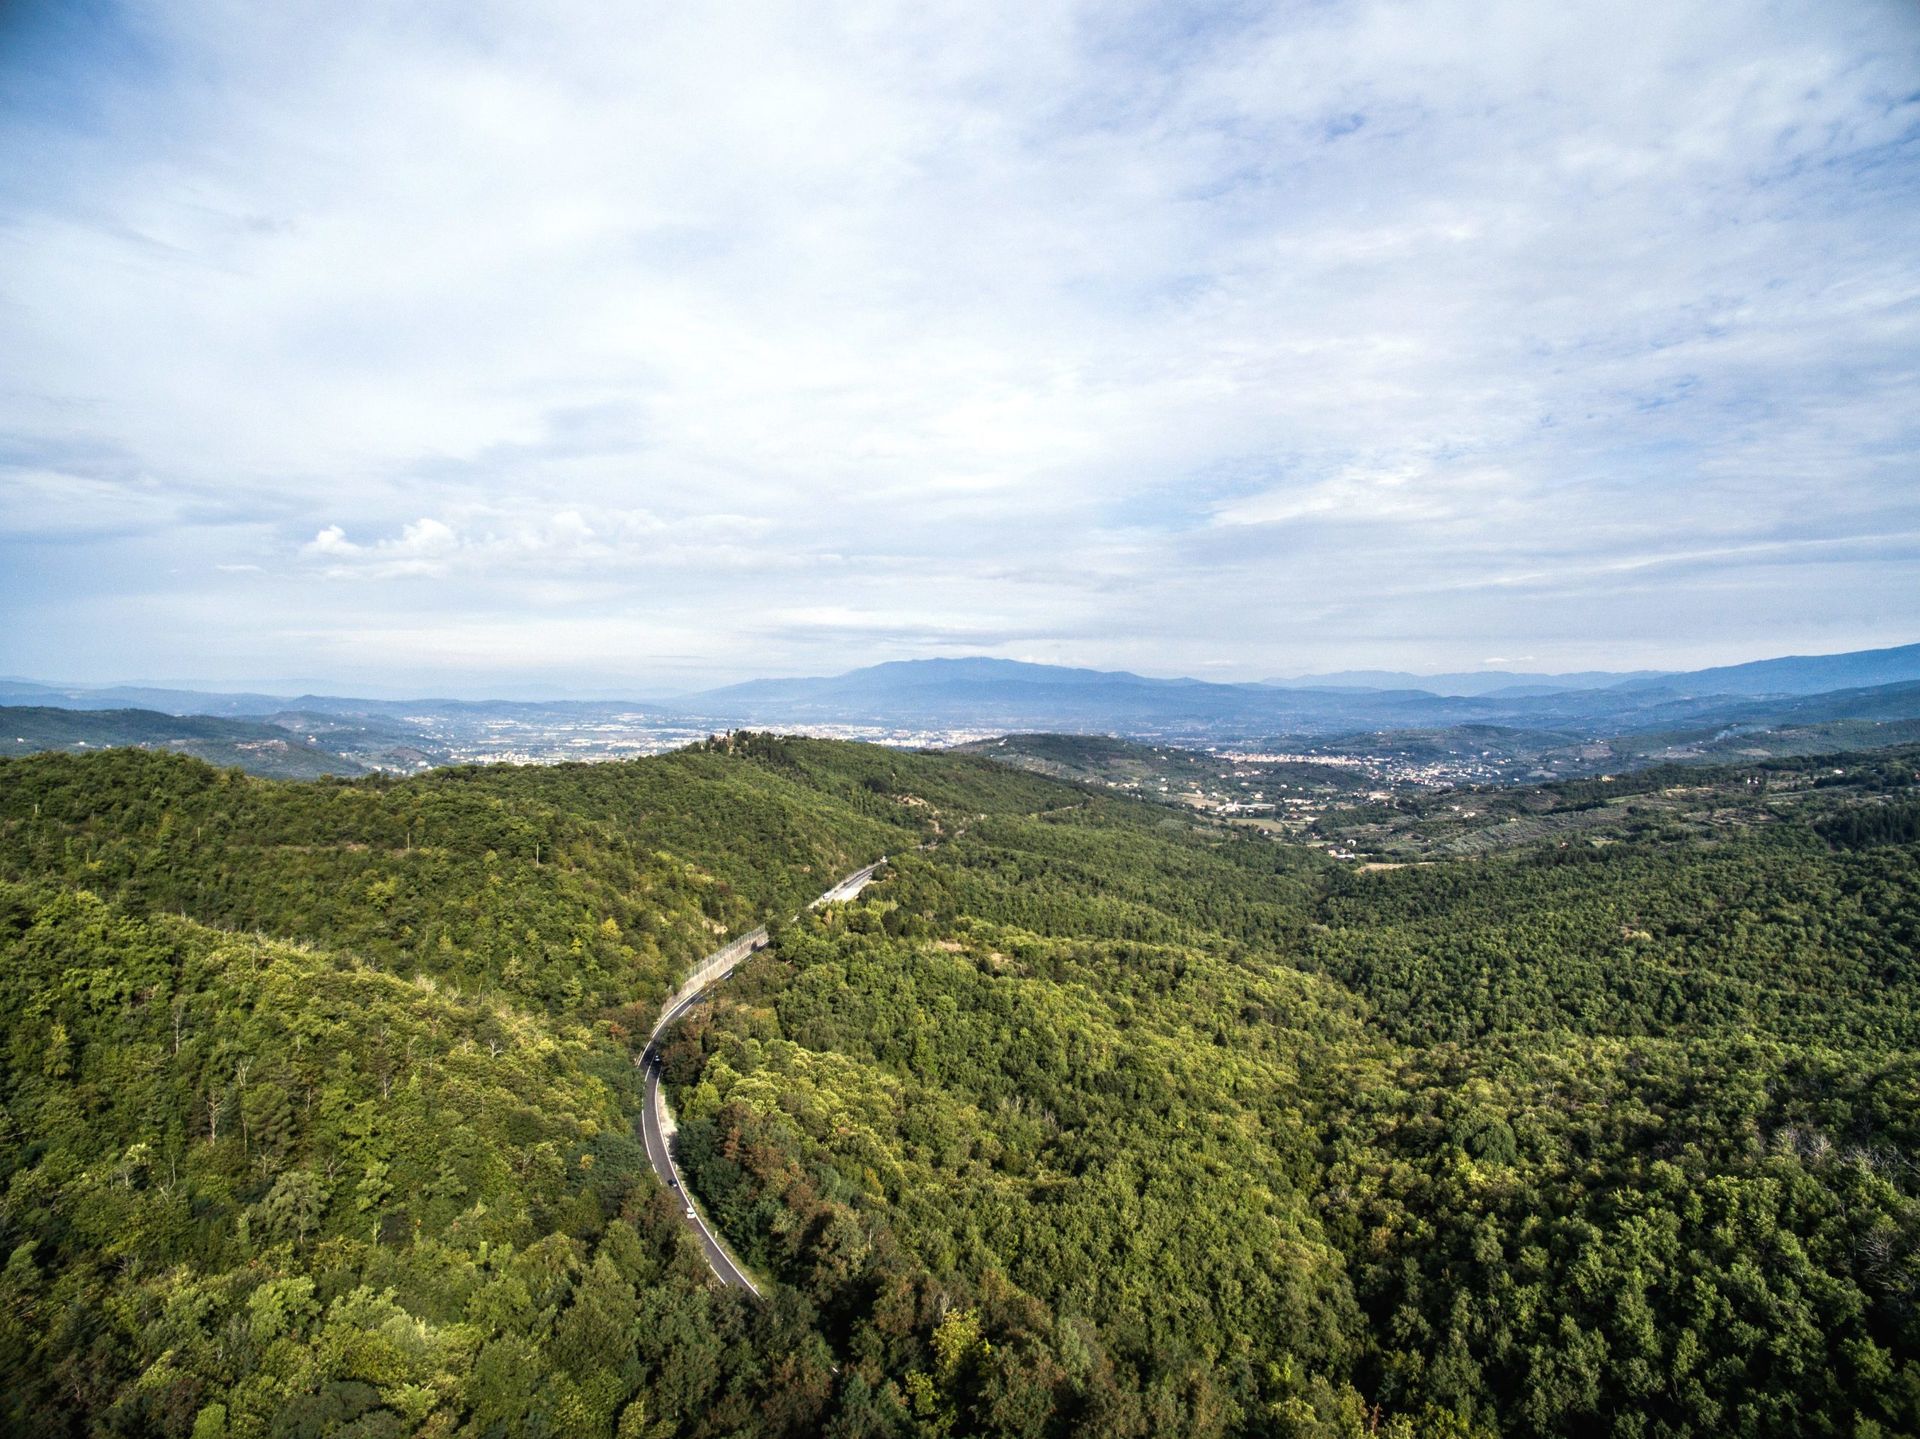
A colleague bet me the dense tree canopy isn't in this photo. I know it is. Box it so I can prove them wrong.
[1,738,1915,1436]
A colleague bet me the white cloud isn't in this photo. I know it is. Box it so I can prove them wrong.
[307,525,357,556]
[296,507,780,584]
[1,0,1916,687]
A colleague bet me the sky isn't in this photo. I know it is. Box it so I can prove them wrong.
[1,0,1917,697]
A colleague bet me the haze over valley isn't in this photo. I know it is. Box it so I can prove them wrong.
[11,640,1920,781]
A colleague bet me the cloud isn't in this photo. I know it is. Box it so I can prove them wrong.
[759,605,1053,651]
[306,525,356,557]
[1,0,1917,688]
[1209,458,1521,530]
[302,517,459,576]
[296,507,779,583]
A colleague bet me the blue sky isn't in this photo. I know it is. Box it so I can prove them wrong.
[2,0,1917,695]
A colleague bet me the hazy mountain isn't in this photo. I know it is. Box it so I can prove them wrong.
[682,657,1218,714]
[1612,640,1920,697]
[1263,667,1665,696]
[674,649,1920,738]
[1264,643,1920,701]
[0,679,687,726]
[0,679,301,716]
[1716,678,1920,724]
[9,642,1920,747]
[674,657,1474,730]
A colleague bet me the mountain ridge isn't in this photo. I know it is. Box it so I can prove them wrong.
[1261,666,1666,696]
[7,641,1920,742]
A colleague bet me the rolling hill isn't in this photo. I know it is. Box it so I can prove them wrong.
[2,736,1914,1435]
[0,706,370,777]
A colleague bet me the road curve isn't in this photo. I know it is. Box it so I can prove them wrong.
[637,859,885,1293]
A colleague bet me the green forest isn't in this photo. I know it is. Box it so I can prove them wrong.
[1,735,1915,1437]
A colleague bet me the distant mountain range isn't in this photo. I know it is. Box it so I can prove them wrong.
[664,645,1920,734]
[0,679,304,716]
[1608,643,1920,697]
[0,678,680,726]
[6,642,1920,756]
[1263,667,1667,697]
[1265,643,1920,699]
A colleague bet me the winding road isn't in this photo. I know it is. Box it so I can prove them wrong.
[638,860,884,1293]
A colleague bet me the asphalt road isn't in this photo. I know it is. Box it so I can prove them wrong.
[637,859,884,1293]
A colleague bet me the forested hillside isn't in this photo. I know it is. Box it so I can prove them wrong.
[1,738,1916,1437]
[1,707,373,779]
